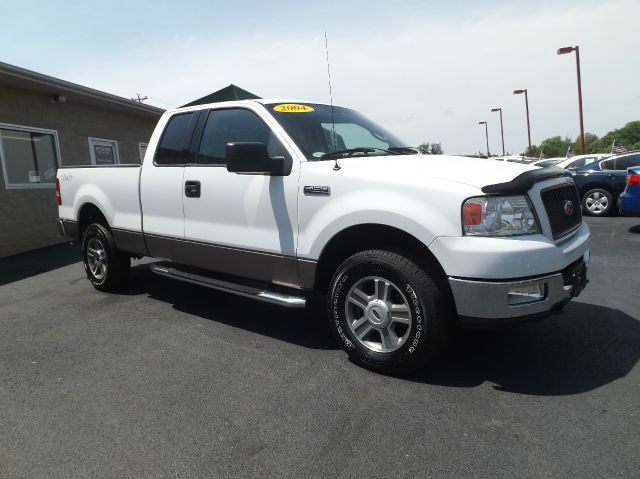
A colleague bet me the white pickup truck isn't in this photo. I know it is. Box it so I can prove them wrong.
[56,100,590,374]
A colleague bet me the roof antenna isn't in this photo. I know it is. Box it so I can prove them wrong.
[324,31,341,171]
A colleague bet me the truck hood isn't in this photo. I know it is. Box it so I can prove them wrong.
[329,154,536,190]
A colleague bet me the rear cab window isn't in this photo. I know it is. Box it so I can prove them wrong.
[155,112,197,165]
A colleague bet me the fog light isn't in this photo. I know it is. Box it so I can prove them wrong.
[508,284,545,305]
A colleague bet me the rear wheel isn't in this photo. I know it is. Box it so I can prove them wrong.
[81,223,130,291]
[327,250,452,374]
[582,188,613,216]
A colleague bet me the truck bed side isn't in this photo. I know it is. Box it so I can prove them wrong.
[57,164,143,235]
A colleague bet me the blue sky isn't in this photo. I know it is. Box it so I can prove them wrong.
[2,0,638,154]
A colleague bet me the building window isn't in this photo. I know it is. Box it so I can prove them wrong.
[88,137,119,165]
[0,123,61,189]
[139,142,148,163]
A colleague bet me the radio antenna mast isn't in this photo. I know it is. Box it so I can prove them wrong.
[324,31,340,171]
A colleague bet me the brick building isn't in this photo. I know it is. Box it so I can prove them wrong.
[0,62,164,257]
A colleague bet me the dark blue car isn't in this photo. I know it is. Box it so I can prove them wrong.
[619,167,640,216]
[572,152,640,216]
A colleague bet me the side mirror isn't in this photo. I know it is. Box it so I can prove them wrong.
[225,142,292,176]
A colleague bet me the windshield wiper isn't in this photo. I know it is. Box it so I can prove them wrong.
[318,147,400,161]
[388,146,419,155]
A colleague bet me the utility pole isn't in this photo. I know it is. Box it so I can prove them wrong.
[131,93,148,103]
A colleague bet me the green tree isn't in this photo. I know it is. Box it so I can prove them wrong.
[417,142,444,154]
[587,121,640,153]
[572,133,599,154]
[527,136,573,158]
[527,121,640,157]
[417,142,430,154]
[429,143,443,154]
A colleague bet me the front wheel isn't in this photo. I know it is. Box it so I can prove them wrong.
[327,250,453,374]
[81,223,130,292]
[582,188,613,216]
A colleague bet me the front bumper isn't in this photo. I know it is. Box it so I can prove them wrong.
[450,252,589,329]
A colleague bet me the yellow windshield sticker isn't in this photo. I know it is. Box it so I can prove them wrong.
[273,103,314,113]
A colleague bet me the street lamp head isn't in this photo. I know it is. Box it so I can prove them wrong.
[478,121,486,125]
[491,108,501,112]
[557,46,575,55]
[513,89,526,95]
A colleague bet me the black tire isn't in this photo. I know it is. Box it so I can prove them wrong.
[581,188,613,216]
[81,223,130,292]
[327,250,453,374]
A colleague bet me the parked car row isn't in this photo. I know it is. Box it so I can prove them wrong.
[492,153,609,170]
[490,151,639,216]
[491,155,537,164]
[556,154,610,170]
[532,158,563,168]
[560,152,639,216]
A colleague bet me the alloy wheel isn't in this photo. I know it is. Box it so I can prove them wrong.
[585,191,609,214]
[86,237,107,280]
[345,276,412,353]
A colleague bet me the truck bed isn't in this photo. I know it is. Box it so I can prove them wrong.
[57,164,143,234]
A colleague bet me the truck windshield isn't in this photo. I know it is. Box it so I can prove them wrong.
[266,102,414,160]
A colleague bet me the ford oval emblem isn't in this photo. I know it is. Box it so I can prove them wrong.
[563,200,574,216]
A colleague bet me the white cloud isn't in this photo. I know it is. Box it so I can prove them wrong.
[59,0,639,154]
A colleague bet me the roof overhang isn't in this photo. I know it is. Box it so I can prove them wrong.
[181,84,261,108]
[0,61,164,119]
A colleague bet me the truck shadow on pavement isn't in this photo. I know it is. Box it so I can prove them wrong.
[125,264,338,351]
[413,301,640,396]
[124,264,640,396]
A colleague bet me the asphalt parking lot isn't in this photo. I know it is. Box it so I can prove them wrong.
[1,216,639,478]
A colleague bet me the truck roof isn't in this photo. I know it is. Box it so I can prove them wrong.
[167,99,333,114]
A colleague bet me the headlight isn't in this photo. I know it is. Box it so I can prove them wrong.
[462,195,539,236]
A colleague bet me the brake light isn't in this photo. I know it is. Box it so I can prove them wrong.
[628,172,640,186]
[55,178,61,205]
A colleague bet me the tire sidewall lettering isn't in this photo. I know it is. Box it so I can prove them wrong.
[403,283,426,355]
[332,273,354,349]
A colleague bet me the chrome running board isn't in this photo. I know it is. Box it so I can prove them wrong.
[149,264,307,308]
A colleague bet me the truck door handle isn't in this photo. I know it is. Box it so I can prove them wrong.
[185,180,201,198]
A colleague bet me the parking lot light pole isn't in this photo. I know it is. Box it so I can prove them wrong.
[557,45,585,154]
[478,121,490,157]
[491,107,505,156]
[513,89,532,156]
